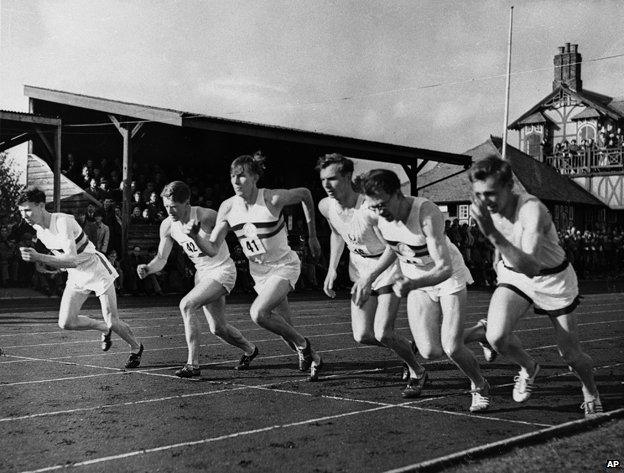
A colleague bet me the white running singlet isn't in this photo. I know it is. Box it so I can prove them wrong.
[225,189,291,264]
[170,206,230,271]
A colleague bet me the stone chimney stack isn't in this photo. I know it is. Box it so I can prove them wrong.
[553,43,582,91]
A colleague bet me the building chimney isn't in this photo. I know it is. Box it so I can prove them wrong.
[553,43,582,91]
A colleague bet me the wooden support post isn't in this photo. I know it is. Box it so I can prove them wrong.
[54,123,62,211]
[401,163,419,196]
[109,115,143,256]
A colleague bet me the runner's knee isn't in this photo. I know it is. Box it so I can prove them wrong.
[250,306,269,325]
[441,339,463,359]
[353,330,376,345]
[179,297,199,315]
[373,328,394,346]
[486,332,508,353]
[419,346,444,360]
[210,323,229,338]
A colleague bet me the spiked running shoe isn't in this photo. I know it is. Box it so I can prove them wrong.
[308,356,323,382]
[101,328,112,352]
[513,364,540,402]
[469,381,491,412]
[175,364,201,378]
[402,371,428,399]
[581,398,604,418]
[401,341,419,381]
[125,344,143,369]
[297,338,315,372]
[476,319,497,363]
[235,345,259,370]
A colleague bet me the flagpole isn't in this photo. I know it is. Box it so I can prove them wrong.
[502,6,514,161]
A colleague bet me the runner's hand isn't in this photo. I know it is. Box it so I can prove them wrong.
[323,268,337,298]
[308,236,321,260]
[136,264,149,280]
[351,274,373,307]
[19,247,38,262]
[392,276,414,298]
[470,197,497,240]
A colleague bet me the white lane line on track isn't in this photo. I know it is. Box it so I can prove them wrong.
[0,385,249,422]
[380,407,624,473]
[3,372,122,386]
[4,314,623,350]
[3,313,623,364]
[19,405,400,473]
[5,294,622,330]
[3,301,621,338]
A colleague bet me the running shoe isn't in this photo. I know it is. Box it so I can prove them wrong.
[402,371,428,399]
[125,343,143,369]
[401,341,419,381]
[297,338,314,372]
[476,319,497,363]
[308,356,323,382]
[469,381,491,412]
[234,345,259,370]
[175,364,201,378]
[512,364,540,402]
[581,397,604,418]
[101,328,112,352]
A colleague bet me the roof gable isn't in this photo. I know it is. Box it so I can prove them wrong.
[419,137,604,207]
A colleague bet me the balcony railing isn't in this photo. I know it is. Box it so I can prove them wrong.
[545,148,624,176]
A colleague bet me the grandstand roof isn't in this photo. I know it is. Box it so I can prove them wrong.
[24,85,470,169]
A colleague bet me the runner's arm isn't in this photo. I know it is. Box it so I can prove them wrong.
[141,219,174,276]
[203,201,232,257]
[19,218,80,268]
[269,188,320,258]
[471,198,544,277]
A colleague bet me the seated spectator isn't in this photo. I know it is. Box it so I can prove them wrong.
[98,179,112,200]
[85,178,102,200]
[131,190,144,210]
[141,208,153,223]
[80,165,91,188]
[130,206,143,224]
[146,192,162,215]
[141,182,156,203]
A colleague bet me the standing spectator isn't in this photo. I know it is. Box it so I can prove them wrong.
[83,203,98,244]
[98,179,112,201]
[130,206,143,224]
[94,209,110,255]
[0,226,15,287]
[62,153,80,183]
[107,249,123,293]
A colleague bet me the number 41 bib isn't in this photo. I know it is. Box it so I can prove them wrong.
[241,223,267,257]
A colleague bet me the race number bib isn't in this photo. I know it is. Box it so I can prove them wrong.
[240,223,266,257]
[241,237,266,257]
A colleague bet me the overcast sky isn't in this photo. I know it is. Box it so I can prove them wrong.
[2,0,624,156]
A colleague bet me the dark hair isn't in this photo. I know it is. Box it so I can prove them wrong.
[17,186,46,205]
[161,181,191,203]
[315,153,354,175]
[357,169,401,196]
[94,208,105,218]
[468,155,513,186]
[230,151,266,177]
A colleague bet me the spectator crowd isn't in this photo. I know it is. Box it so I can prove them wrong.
[3,151,624,297]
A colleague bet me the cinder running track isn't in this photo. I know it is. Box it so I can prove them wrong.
[1,289,622,473]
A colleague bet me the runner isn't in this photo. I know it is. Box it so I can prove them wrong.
[200,153,323,381]
[137,181,257,377]
[316,154,423,394]
[359,170,490,410]
[17,187,143,368]
[468,155,602,417]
